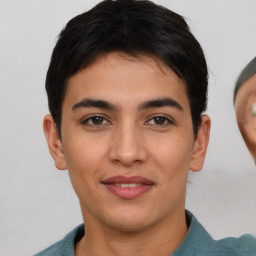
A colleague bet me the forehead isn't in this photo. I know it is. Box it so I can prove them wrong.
[84,52,173,74]
[64,52,189,110]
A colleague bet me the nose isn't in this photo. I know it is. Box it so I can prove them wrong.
[108,122,148,167]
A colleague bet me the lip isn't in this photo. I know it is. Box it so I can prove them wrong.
[101,175,154,199]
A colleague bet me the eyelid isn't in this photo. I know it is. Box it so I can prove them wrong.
[145,114,174,125]
[81,114,112,125]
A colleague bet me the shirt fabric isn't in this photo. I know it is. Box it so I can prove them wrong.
[34,211,256,256]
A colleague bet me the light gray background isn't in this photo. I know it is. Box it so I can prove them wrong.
[1,0,256,255]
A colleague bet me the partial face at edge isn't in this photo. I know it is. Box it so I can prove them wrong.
[43,52,210,232]
[235,74,256,162]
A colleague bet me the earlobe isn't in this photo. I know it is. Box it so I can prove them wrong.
[189,115,211,172]
[43,114,67,170]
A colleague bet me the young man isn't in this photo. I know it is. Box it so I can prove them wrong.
[234,57,256,163]
[36,0,256,255]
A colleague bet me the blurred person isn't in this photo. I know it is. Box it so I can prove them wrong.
[234,57,256,163]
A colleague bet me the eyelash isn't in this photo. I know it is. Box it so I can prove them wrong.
[81,114,111,126]
[81,114,173,127]
[145,115,173,126]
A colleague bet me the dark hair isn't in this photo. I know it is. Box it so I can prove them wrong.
[46,0,208,137]
[234,57,256,103]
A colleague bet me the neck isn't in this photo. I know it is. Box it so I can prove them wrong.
[75,206,188,256]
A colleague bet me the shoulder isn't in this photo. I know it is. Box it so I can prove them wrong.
[176,211,256,256]
[34,240,62,256]
[34,224,84,256]
[211,234,256,256]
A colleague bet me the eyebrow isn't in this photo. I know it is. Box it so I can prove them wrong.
[138,97,183,111]
[72,97,183,112]
[72,98,117,111]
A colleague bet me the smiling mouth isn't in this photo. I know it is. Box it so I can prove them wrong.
[101,176,154,199]
[115,183,142,188]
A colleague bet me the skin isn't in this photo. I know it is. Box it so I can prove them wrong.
[235,74,256,162]
[44,52,210,256]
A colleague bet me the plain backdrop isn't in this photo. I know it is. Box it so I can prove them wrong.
[1,0,256,255]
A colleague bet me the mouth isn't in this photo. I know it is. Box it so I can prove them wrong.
[101,176,154,199]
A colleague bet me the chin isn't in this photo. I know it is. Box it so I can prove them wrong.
[109,218,154,233]
[103,207,158,232]
[106,207,166,232]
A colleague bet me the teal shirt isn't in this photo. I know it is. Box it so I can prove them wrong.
[34,211,256,256]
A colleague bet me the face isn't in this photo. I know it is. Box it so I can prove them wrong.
[235,74,256,162]
[44,52,210,233]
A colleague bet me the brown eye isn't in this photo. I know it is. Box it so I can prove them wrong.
[153,116,166,125]
[91,116,104,125]
[82,115,110,126]
[146,116,172,126]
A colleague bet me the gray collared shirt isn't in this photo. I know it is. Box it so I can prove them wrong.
[34,211,256,256]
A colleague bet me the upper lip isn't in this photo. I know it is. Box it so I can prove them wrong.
[101,175,154,185]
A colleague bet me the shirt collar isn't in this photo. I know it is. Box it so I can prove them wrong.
[171,210,214,255]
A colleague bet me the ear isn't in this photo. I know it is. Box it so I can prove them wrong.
[43,114,67,170]
[189,115,211,172]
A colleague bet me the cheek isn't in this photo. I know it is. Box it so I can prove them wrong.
[150,132,194,171]
[63,135,107,181]
[62,136,109,207]
[147,131,194,197]
[243,122,256,150]
[147,135,191,213]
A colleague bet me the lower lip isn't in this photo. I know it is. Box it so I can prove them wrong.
[103,184,153,199]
